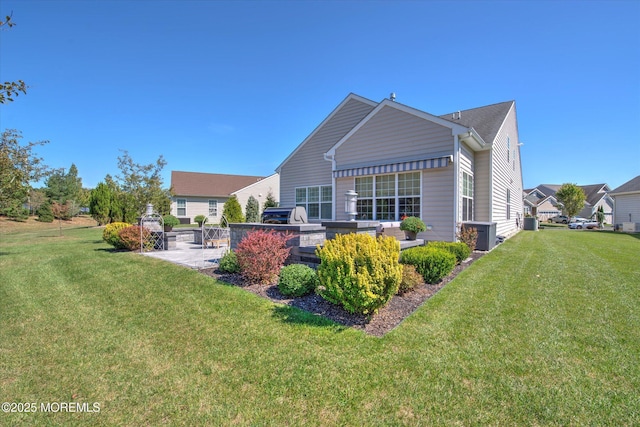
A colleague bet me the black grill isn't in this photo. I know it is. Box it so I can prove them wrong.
[261,207,308,224]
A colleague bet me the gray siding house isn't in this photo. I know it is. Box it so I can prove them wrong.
[276,93,524,242]
[609,175,640,231]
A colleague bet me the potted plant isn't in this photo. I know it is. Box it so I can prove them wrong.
[194,215,208,227]
[163,214,180,232]
[400,216,426,240]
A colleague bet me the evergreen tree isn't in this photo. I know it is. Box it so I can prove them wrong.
[262,191,278,210]
[245,195,260,223]
[221,195,244,227]
[89,182,112,225]
[36,200,54,222]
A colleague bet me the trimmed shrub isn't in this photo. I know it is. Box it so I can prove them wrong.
[398,264,424,294]
[316,233,402,315]
[118,225,153,251]
[163,214,180,228]
[235,229,292,285]
[400,246,456,284]
[194,214,207,226]
[218,250,240,274]
[102,222,131,249]
[426,241,471,264]
[278,264,319,297]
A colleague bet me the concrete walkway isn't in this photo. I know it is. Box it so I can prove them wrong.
[141,241,228,269]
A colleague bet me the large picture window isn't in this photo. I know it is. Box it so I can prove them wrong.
[177,199,186,216]
[355,172,421,221]
[296,185,332,220]
[462,172,473,221]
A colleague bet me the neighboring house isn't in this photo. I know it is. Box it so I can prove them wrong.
[525,183,613,223]
[276,93,524,242]
[523,186,561,221]
[609,175,640,230]
[170,171,279,224]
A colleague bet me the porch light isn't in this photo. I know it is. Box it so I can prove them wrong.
[345,190,358,221]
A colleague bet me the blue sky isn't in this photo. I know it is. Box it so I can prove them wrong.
[1,0,638,191]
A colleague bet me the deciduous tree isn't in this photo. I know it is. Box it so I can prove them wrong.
[555,183,586,221]
[0,129,49,219]
[116,150,170,216]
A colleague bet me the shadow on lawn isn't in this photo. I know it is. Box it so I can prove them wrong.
[271,305,349,333]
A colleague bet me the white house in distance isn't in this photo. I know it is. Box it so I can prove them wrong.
[276,93,524,242]
[170,171,279,224]
[609,175,640,232]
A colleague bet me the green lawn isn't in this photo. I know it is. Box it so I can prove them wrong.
[1,225,638,425]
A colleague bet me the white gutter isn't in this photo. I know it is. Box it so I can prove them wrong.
[324,152,337,220]
[453,133,460,242]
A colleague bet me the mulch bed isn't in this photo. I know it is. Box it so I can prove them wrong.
[200,251,484,337]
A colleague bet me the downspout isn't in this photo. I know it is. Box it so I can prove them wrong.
[453,133,460,242]
[324,152,336,220]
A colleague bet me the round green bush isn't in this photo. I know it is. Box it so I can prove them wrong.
[163,214,180,228]
[426,241,471,264]
[277,264,319,297]
[218,250,240,274]
[399,246,456,284]
[102,222,132,249]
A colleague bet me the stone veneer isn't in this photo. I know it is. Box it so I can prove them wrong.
[229,223,326,251]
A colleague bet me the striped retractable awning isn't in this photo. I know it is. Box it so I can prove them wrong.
[333,156,452,178]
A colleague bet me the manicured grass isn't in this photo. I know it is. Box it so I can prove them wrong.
[1,226,638,425]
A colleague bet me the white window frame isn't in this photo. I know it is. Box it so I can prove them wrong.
[295,185,332,220]
[208,200,218,217]
[462,172,473,222]
[355,172,421,221]
[177,199,186,217]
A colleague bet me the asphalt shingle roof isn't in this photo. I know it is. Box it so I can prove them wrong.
[611,175,640,194]
[171,171,265,197]
[439,100,514,144]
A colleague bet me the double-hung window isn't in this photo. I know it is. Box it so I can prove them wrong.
[506,189,511,220]
[296,185,332,220]
[462,172,473,221]
[176,199,186,216]
[208,200,218,217]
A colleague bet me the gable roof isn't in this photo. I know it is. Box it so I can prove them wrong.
[171,171,266,198]
[275,93,377,172]
[439,101,515,144]
[326,98,474,157]
[527,183,612,207]
[610,175,640,195]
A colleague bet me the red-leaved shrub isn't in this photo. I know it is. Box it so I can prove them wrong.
[235,229,293,285]
[118,225,153,251]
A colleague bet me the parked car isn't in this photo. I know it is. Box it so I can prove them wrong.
[551,215,569,224]
[569,219,599,229]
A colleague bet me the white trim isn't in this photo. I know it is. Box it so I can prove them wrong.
[325,99,470,158]
[453,133,460,241]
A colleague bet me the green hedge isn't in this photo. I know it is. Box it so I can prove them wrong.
[399,246,456,284]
